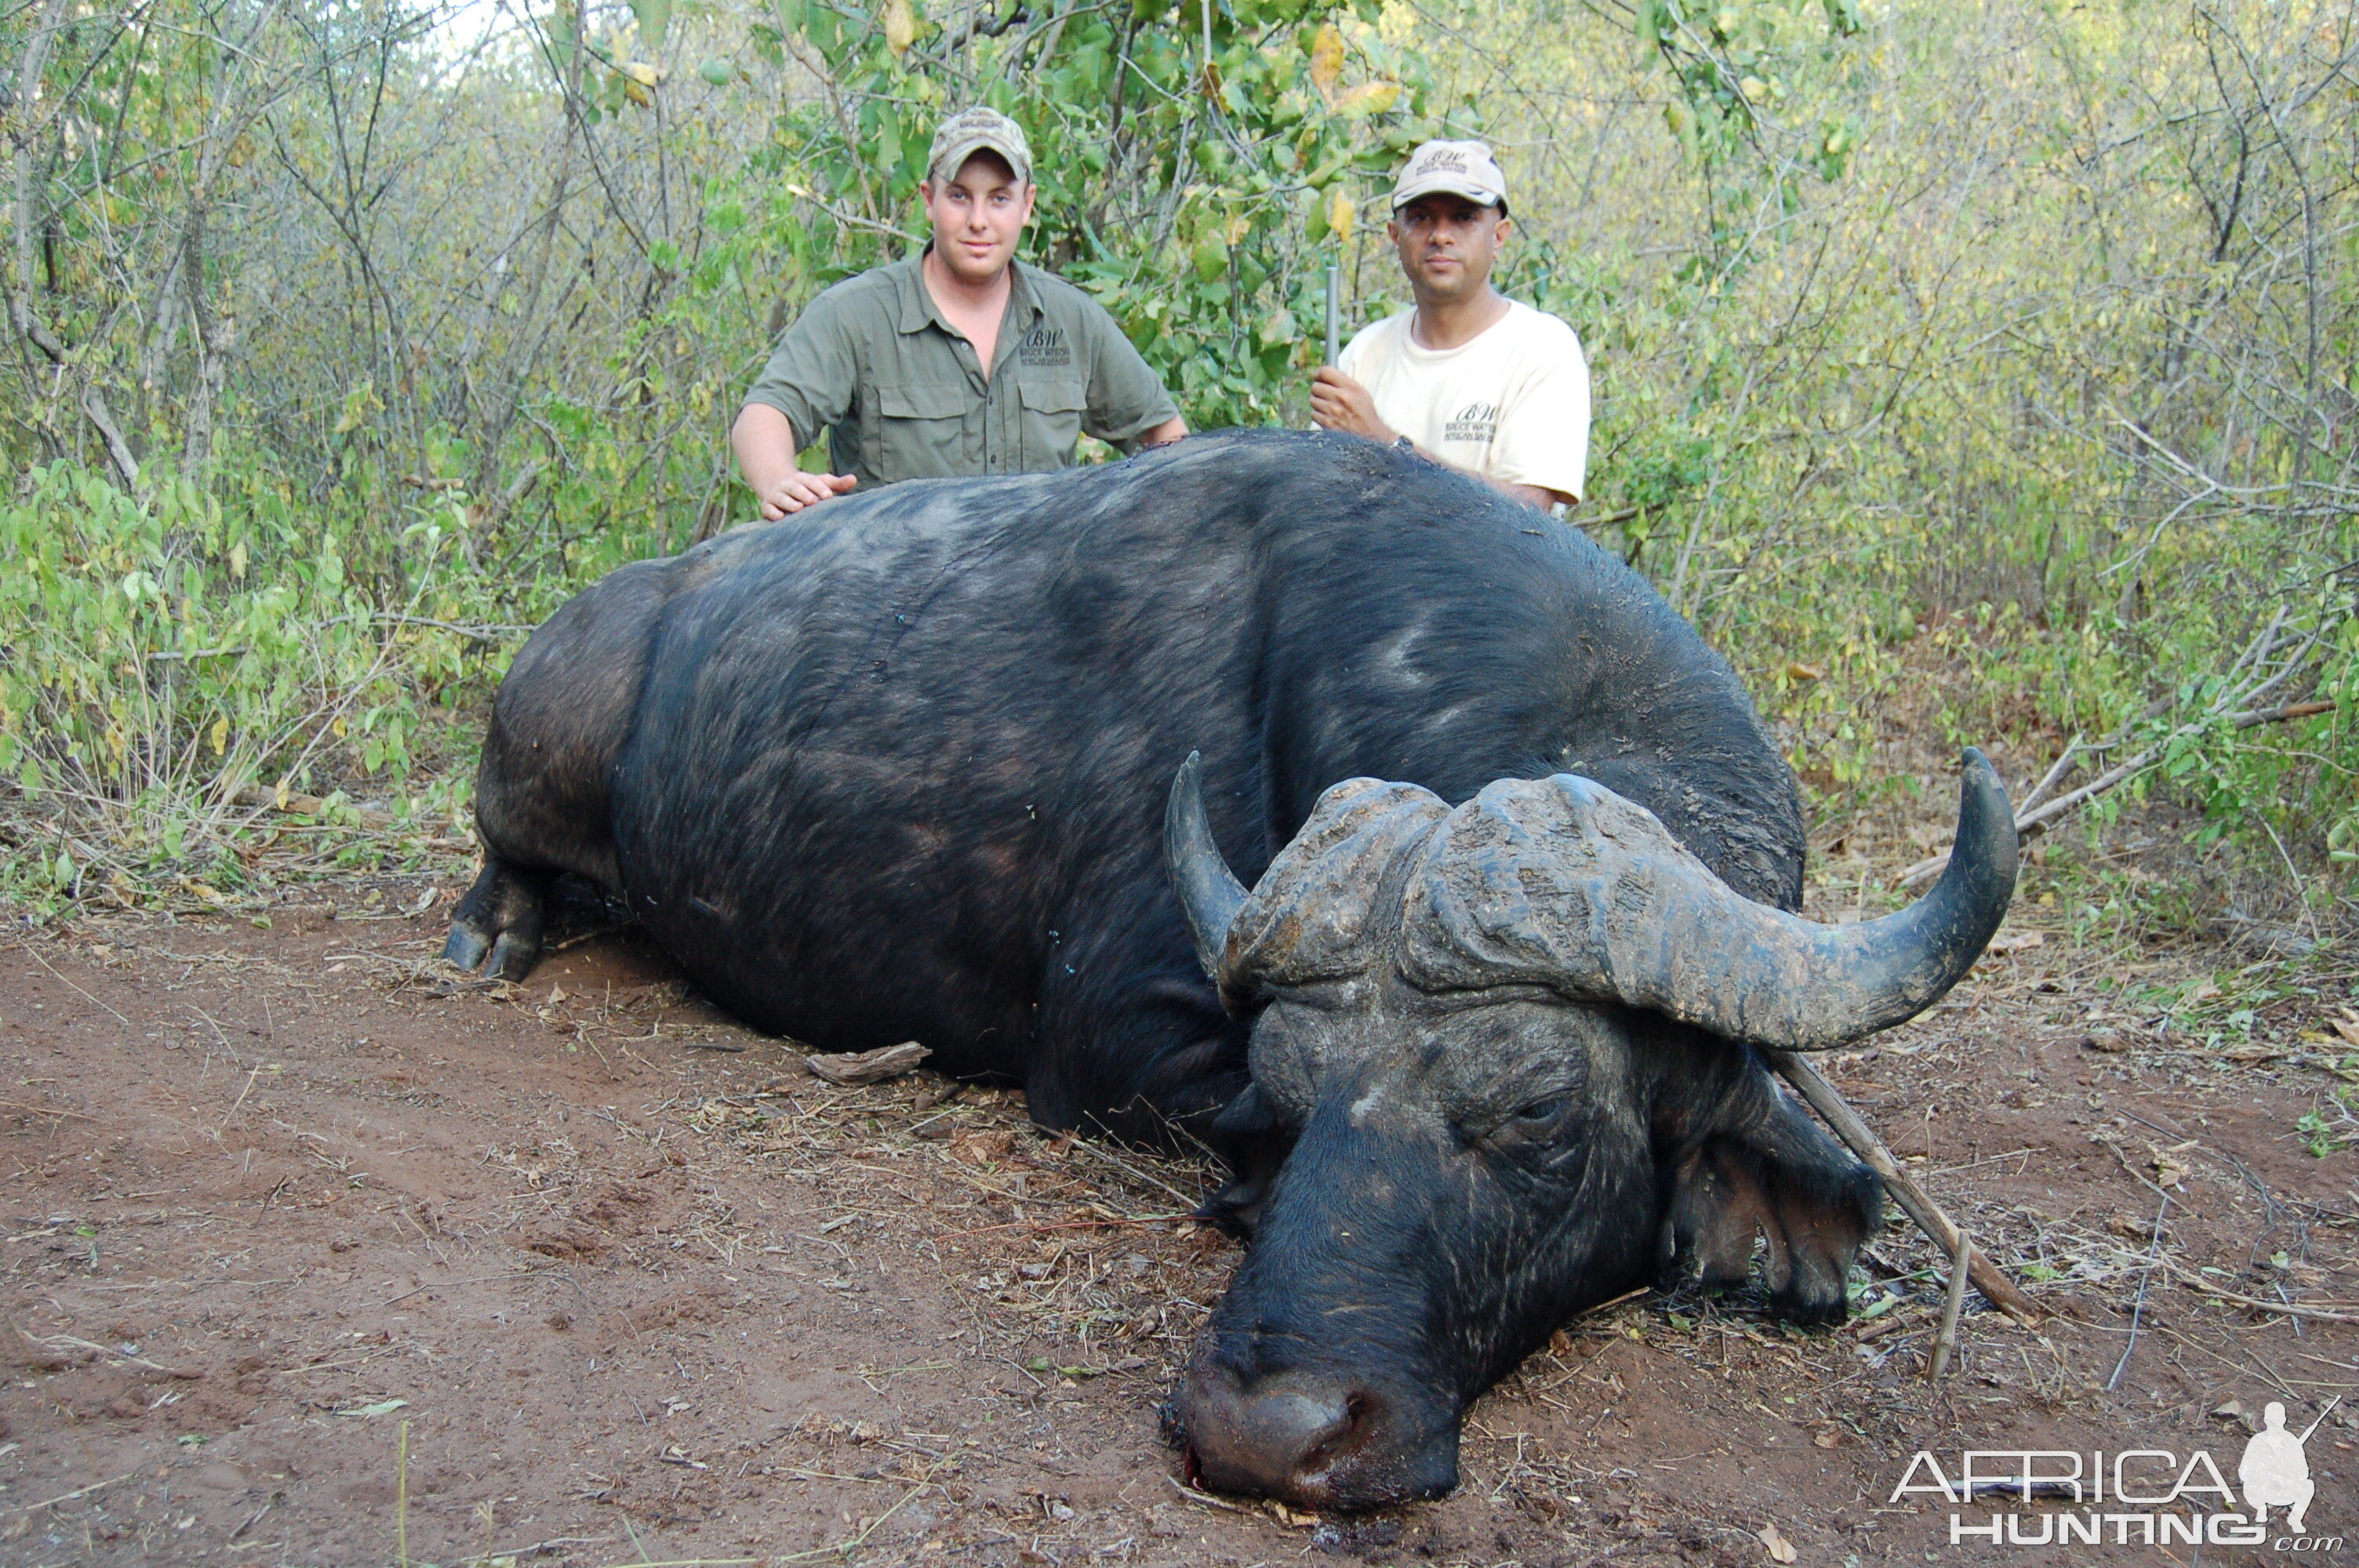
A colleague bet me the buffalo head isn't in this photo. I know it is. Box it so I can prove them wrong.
[1163,751,2016,1509]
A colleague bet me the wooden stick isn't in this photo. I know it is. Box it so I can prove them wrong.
[2013,735,2085,817]
[1927,1228,1972,1381]
[1896,700,2336,889]
[2179,1276,2359,1324]
[1768,1052,2041,1327]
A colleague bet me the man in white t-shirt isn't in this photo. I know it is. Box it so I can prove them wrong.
[1310,140,1590,512]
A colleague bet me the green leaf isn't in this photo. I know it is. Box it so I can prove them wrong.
[630,0,671,49]
[699,56,732,85]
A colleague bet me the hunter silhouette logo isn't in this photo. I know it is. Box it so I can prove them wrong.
[2241,1400,2324,1534]
[1890,1395,2341,1549]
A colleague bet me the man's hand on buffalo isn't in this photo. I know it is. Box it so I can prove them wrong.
[1312,366,1567,514]
[756,469,859,519]
[731,401,858,520]
[1309,366,1398,445]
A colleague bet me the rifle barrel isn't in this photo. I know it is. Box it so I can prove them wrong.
[1324,260,1340,368]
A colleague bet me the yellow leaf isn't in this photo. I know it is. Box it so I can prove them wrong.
[1328,187,1354,245]
[273,779,290,809]
[1333,79,1399,119]
[209,717,228,757]
[623,75,652,107]
[1308,22,1344,105]
[1758,1522,1797,1564]
[1784,662,1824,681]
[187,881,227,906]
[883,0,915,53]
[620,60,660,85]
[332,716,347,739]
[229,541,247,580]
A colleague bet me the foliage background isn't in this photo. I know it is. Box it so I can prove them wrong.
[3,0,2356,954]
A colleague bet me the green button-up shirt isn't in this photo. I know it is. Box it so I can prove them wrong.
[743,252,1179,488]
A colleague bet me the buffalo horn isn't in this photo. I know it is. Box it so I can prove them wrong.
[1405,750,2019,1049]
[1619,748,2018,1048]
[1165,750,1250,983]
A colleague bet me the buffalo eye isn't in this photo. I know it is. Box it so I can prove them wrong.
[1496,1094,1573,1142]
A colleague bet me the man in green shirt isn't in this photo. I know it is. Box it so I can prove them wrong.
[732,107,1187,518]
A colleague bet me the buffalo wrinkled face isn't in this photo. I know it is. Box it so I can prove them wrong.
[1160,753,2018,1509]
[1181,988,1656,1508]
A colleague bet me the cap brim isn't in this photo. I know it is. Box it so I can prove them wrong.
[1393,176,1505,209]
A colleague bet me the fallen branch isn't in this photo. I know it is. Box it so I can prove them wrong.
[1899,700,2335,889]
[804,1040,930,1085]
[231,783,388,826]
[1768,1052,2041,1327]
[1926,1228,1973,1381]
[931,1212,1190,1242]
[229,784,467,848]
[2177,1274,2359,1324]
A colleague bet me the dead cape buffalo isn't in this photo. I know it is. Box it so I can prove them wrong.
[447,430,2017,1510]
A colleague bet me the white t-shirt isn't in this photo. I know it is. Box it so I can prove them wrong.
[1339,299,1590,501]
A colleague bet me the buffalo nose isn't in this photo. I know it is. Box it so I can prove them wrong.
[1179,1363,1372,1504]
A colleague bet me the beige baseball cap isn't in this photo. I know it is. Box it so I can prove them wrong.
[926,107,1034,187]
[1390,140,1509,214]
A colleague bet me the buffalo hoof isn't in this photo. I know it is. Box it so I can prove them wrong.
[1176,1359,1457,1512]
[444,921,491,972]
[483,931,540,982]
[445,858,550,982]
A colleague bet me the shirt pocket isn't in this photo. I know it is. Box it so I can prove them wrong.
[871,380,974,480]
[1017,374,1089,469]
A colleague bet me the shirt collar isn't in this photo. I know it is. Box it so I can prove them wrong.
[895,248,1042,336]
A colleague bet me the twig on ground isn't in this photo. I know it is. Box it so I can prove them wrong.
[0,1101,94,1120]
[1167,1474,1256,1513]
[771,1458,948,1564]
[13,941,130,1026]
[383,1269,552,1306]
[2107,1191,2173,1392]
[1,1472,133,1515]
[933,1213,1192,1242]
[1927,1229,1972,1381]
[2177,1274,2359,1324]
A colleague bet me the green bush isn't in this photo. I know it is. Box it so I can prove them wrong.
[0,462,515,904]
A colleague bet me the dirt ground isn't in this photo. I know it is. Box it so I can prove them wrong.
[4,850,2357,1567]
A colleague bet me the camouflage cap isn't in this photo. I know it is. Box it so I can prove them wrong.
[926,106,1034,187]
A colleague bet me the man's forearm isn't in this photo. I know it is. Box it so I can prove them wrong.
[1397,437,1566,513]
[732,403,802,495]
[733,403,856,518]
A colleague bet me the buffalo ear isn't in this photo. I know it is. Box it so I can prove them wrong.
[1659,1128,1879,1325]
[1194,1083,1295,1242]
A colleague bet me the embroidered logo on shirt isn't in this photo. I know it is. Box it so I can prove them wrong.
[1016,326,1072,368]
[1442,401,1498,445]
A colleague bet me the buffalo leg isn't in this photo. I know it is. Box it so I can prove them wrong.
[445,859,553,981]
